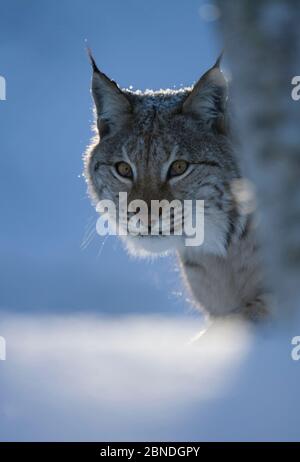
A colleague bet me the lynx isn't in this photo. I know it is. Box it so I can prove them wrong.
[84,52,269,321]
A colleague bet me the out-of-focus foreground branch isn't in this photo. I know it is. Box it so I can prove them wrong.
[218,1,300,320]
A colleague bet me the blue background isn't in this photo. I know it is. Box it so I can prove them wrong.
[1,1,299,444]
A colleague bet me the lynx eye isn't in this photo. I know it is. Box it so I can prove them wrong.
[115,161,133,179]
[168,160,189,178]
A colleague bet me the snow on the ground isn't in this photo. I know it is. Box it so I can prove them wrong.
[0,313,299,441]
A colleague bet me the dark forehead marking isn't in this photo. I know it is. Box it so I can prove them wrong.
[125,90,190,167]
[142,106,158,166]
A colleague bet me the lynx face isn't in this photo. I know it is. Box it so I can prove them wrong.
[84,55,244,257]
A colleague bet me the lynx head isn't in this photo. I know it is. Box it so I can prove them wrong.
[84,53,244,258]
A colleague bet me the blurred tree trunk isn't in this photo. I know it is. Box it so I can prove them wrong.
[218,1,300,320]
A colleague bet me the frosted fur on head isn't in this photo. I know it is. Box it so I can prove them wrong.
[84,51,245,258]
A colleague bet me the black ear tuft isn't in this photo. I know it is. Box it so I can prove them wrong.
[213,51,224,69]
[86,47,100,74]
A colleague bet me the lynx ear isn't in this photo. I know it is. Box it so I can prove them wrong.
[88,50,132,136]
[182,55,228,133]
